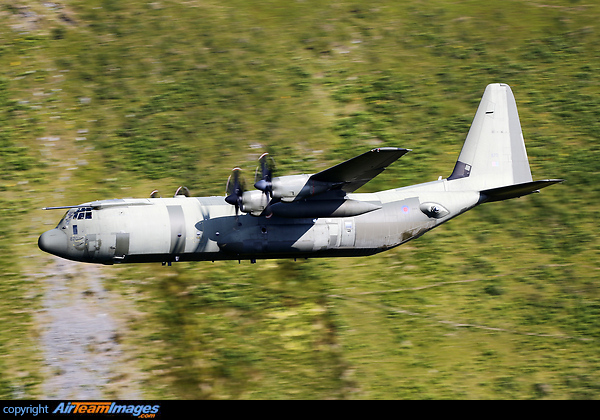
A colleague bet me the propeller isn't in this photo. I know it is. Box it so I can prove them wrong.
[225,168,245,216]
[254,153,276,198]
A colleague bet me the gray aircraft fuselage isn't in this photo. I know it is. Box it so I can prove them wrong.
[38,84,562,265]
[38,183,479,265]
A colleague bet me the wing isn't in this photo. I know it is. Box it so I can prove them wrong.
[309,147,410,193]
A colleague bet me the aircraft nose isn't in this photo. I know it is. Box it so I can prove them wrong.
[38,228,68,257]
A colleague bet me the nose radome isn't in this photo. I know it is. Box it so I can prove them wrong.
[38,229,68,257]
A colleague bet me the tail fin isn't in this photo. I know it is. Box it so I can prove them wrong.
[448,83,534,190]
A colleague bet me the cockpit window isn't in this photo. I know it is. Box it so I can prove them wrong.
[73,207,93,220]
[56,207,92,229]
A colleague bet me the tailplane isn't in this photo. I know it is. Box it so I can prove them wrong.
[479,179,563,203]
[448,83,562,197]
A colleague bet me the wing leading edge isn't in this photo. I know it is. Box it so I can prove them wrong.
[310,147,410,193]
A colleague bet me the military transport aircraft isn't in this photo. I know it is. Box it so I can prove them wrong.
[39,84,562,265]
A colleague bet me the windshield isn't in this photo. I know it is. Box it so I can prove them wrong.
[56,207,92,229]
[73,207,93,220]
[56,211,69,229]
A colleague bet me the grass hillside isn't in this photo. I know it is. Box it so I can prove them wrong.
[1,0,599,399]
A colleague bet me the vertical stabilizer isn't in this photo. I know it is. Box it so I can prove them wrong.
[448,83,533,190]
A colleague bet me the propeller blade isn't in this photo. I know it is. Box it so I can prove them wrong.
[225,168,245,215]
[174,186,190,197]
[254,153,275,198]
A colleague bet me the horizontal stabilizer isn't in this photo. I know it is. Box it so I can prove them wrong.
[480,179,564,203]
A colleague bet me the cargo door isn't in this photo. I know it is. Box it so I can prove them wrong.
[114,232,130,258]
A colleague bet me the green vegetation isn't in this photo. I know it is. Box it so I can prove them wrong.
[1,0,599,399]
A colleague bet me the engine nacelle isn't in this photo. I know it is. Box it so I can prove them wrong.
[271,175,334,202]
[241,190,270,216]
